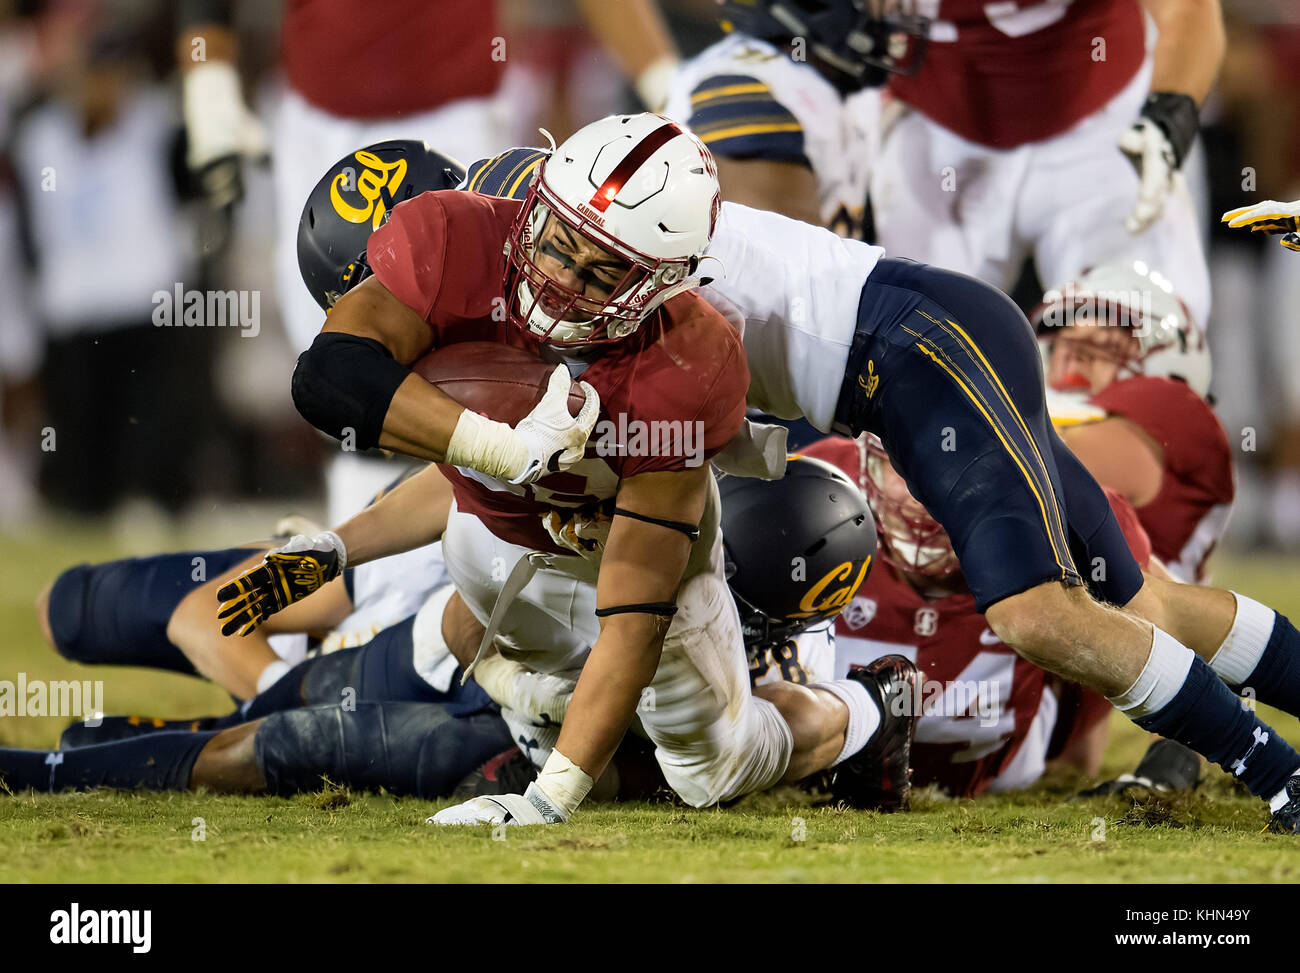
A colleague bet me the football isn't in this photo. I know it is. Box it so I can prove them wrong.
[410,341,586,425]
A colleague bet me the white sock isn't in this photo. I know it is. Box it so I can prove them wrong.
[1209,592,1276,687]
[411,585,459,693]
[1270,768,1300,812]
[255,659,291,695]
[812,679,882,766]
[1106,627,1195,717]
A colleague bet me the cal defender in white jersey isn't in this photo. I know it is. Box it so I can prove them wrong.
[664,33,880,236]
[872,0,1213,326]
[702,201,882,431]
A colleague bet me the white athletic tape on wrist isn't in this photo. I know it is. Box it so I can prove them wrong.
[320,530,348,572]
[1209,592,1276,688]
[535,749,594,819]
[444,408,530,483]
[1107,627,1195,717]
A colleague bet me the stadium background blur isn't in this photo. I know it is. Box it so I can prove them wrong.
[0,0,1297,550]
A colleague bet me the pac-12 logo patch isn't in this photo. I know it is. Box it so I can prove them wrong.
[841,596,877,630]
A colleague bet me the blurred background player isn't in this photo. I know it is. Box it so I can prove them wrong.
[1033,262,1233,585]
[663,0,928,236]
[871,0,1219,328]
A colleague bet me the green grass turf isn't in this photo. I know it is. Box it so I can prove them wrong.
[2,523,1299,883]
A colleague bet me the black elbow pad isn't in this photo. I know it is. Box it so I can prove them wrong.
[292,332,411,451]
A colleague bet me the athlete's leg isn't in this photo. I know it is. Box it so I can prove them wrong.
[753,680,850,781]
[37,547,262,678]
[837,259,1300,814]
[165,549,280,697]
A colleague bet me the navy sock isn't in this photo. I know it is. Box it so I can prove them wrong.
[0,731,217,793]
[1136,656,1299,800]
[1239,611,1300,719]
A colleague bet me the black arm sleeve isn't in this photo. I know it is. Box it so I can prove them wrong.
[291,332,411,451]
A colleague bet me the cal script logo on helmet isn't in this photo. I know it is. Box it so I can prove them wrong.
[330,149,408,229]
[796,558,873,618]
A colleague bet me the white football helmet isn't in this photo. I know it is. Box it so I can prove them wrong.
[1031,261,1211,398]
[503,113,722,346]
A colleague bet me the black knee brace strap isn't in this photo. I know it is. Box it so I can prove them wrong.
[291,332,410,450]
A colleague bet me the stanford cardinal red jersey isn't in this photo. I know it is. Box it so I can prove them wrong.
[282,0,504,119]
[368,189,749,553]
[802,435,1151,795]
[888,0,1146,148]
[1089,376,1235,583]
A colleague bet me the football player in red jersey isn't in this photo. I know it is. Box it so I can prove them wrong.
[217,120,916,825]
[800,432,1174,796]
[1033,263,1233,584]
[872,0,1220,328]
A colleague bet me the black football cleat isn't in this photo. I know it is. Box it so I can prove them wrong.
[1266,775,1300,835]
[1077,738,1202,798]
[453,747,539,800]
[831,655,920,812]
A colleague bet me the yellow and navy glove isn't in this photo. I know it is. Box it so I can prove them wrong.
[216,531,346,636]
[1222,199,1300,253]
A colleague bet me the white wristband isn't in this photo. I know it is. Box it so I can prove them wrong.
[444,408,529,482]
[535,749,594,819]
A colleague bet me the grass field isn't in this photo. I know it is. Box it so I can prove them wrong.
[2,519,1299,883]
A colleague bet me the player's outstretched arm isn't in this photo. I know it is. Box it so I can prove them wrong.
[216,463,455,638]
[333,463,454,567]
[431,466,710,826]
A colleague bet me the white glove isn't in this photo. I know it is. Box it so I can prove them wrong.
[1118,117,1177,235]
[428,781,567,826]
[445,365,600,485]
[512,366,601,483]
[1222,199,1300,253]
[182,60,268,208]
